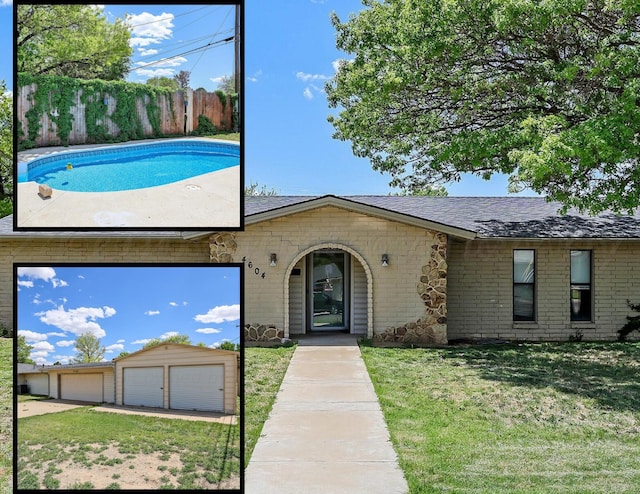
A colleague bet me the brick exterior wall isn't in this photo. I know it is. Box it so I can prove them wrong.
[0,237,210,329]
[447,239,640,341]
[227,206,447,343]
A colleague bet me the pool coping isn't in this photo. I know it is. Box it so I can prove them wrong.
[15,138,241,229]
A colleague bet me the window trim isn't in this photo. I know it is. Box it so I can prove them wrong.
[570,250,593,322]
[513,249,536,322]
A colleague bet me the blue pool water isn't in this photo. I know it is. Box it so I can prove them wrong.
[18,140,239,192]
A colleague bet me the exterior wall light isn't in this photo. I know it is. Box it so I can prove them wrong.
[381,254,389,267]
[270,253,277,267]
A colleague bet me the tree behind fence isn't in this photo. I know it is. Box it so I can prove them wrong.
[17,78,233,148]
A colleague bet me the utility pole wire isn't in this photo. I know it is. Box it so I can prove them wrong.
[128,36,233,74]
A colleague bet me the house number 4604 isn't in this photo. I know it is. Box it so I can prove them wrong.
[241,257,266,278]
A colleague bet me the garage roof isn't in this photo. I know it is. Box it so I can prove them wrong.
[114,343,238,361]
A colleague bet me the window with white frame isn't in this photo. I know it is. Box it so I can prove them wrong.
[513,249,535,321]
[570,250,592,321]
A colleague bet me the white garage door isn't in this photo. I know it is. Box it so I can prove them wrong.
[27,374,49,396]
[169,365,224,412]
[123,367,163,408]
[60,374,103,402]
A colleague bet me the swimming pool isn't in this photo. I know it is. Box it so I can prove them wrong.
[17,139,240,192]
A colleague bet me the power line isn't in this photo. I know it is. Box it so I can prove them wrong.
[128,36,233,74]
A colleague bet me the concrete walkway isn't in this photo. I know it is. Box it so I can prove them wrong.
[245,333,409,494]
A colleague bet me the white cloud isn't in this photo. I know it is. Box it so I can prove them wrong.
[18,330,48,342]
[136,68,176,78]
[129,37,161,48]
[135,56,187,68]
[160,331,179,340]
[169,302,178,307]
[116,339,125,344]
[47,332,67,337]
[51,355,71,364]
[18,267,68,288]
[303,87,313,100]
[56,340,76,347]
[105,343,124,353]
[145,310,160,316]
[1,0,13,7]
[139,48,159,56]
[32,341,55,352]
[127,12,174,40]
[132,339,151,345]
[194,304,240,324]
[18,267,56,281]
[36,305,116,338]
[247,69,262,83]
[18,280,34,288]
[296,71,329,82]
[195,328,222,334]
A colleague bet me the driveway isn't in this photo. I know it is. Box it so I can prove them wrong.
[18,399,237,424]
[18,399,90,418]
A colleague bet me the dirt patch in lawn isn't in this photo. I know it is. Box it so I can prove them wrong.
[23,443,240,490]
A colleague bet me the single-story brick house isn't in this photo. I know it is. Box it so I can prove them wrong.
[3,195,640,343]
[16,343,239,414]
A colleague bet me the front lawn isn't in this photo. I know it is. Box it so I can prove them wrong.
[361,342,640,493]
[0,338,11,494]
[18,408,240,490]
[244,346,295,466]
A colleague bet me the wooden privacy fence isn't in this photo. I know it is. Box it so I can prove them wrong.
[17,83,233,148]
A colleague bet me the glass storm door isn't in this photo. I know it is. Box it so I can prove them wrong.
[309,251,348,330]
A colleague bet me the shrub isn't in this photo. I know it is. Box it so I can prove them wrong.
[618,300,640,341]
[190,114,217,136]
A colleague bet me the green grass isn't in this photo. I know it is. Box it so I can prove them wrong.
[244,346,295,466]
[205,132,239,142]
[360,342,640,493]
[18,408,240,490]
[0,198,12,219]
[0,338,12,494]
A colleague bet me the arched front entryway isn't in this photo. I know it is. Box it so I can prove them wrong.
[283,243,373,339]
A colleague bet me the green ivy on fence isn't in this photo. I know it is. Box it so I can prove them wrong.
[17,73,178,150]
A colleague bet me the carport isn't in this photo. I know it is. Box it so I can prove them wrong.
[114,343,238,414]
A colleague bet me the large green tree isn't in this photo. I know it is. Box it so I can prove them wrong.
[17,4,132,80]
[146,76,180,91]
[0,83,11,207]
[72,332,106,363]
[143,334,191,349]
[17,335,35,364]
[327,0,640,214]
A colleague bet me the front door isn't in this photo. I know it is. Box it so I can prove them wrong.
[308,251,349,331]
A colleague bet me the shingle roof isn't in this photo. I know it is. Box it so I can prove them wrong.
[3,195,640,239]
[245,196,640,239]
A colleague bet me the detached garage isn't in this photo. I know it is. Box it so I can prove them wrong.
[115,343,238,414]
[46,362,115,404]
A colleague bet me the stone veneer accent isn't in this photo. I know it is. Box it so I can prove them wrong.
[245,323,284,342]
[209,233,237,263]
[374,232,448,345]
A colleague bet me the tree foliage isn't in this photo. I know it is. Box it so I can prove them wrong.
[17,335,35,364]
[17,4,132,80]
[245,181,278,196]
[0,83,11,204]
[146,76,179,91]
[327,0,640,214]
[173,70,191,89]
[143,334,191,349]
[216,74,235,94]
[72,332,106,363]
[218,341,239,351]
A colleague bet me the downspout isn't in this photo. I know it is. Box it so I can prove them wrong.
[113,361,117,404]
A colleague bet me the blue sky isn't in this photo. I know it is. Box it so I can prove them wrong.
[16,266,241,365]
[1,0,539,197]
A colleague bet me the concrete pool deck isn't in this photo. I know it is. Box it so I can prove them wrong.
[16,139,240,228]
